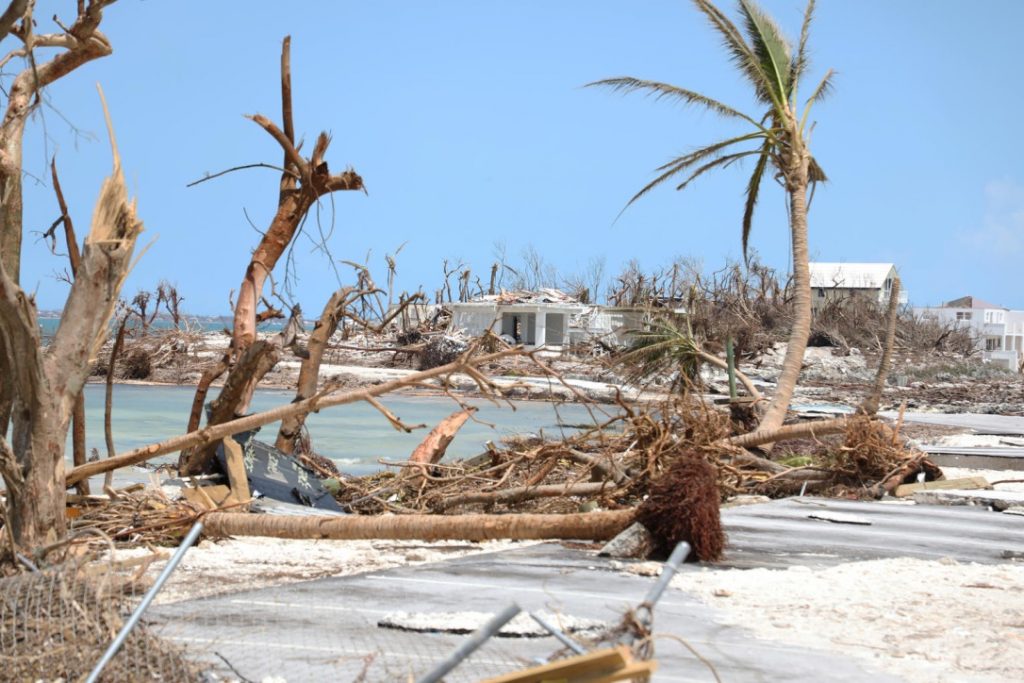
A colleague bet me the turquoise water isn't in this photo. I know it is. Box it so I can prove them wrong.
[38,316,294,341]
[73,384,610,479]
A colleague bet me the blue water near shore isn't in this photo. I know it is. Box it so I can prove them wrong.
[38,316,294,342]
[73,383,609,481]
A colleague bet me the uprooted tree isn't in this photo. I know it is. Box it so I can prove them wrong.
[590,0,830,443]
[0,0,135,553]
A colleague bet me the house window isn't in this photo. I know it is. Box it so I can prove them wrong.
[817,288,825,298]
[985,338,1002,351]
[956,311,972,321]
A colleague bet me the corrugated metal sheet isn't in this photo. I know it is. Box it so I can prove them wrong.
[721,497,1023,569]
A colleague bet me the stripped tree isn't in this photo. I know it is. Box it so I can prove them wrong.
[180,36,364,475]
[0,1,132,553]
[589,0,831,442]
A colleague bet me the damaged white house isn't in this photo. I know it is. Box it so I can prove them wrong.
[447,289,645,351]
[809,262,906,312]
[915,296,1024,371]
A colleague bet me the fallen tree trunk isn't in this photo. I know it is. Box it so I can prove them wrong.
[723,416,851,450]
[204,509,635,541]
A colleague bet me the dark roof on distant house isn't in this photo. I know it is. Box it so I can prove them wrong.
[943,295,1006,310]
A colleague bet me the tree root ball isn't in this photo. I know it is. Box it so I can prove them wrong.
[636,451,725,562]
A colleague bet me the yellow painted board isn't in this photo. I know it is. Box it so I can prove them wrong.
[479,647,631,683]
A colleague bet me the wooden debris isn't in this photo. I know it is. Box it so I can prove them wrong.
[409,408,476,468]
[480,645,655,683]
[222,436,251,510]
[894,476,992,498]
[181,485,239,511]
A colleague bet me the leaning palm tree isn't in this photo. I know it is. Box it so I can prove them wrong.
[589,0,831,439]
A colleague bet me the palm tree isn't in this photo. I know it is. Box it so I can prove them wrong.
[589,0,832,439]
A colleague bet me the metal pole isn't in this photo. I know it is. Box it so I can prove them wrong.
[528,611,586,655]
[87,521,204,683]
[642,541,690,608]
[417,603,521,683]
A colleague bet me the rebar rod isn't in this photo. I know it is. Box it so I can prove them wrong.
[416,603,521,683]
[86,521,203,683]
[529,611,587,655]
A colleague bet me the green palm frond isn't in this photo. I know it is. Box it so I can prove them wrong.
[742,140,773,258]
[789,0,817,95]
[800,68,835,132]
[653,131,767,172]
[692,0,783,112]
[586,77,763,129]
[618,316,702,390]
[620,132,767,213]
[738,0,793,108]
[674,150,762,192]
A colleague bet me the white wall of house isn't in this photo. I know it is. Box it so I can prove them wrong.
[914,305,1024,371]
[809,263,907,311]
[448,302,583,350]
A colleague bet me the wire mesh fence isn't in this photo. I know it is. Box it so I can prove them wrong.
[1,534,673,682]
[0,562,603,682]
[0,562,198,682]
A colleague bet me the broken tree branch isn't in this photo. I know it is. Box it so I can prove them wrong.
[68,349,521,486]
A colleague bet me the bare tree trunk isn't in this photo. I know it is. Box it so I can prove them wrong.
[756,152,812,440]
[180,341,280,475]
[1,94,143,550]
[184,356,229,439]
[0,3,115,516]
[229,37,363,352]
[859,278,901,415]
[53,156,90,496]
[105,317,129,459]
[274,288,350,453]
[205,509,635,542]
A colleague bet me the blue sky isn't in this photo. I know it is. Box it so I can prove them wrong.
[16,0,1024,313]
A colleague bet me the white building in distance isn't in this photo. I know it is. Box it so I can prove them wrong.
[915,295,1024,371]
[447,289,645,351]
[809,262,905,311]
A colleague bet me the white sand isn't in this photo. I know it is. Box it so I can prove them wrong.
[669,558,1024,683]
[111,537,536,605]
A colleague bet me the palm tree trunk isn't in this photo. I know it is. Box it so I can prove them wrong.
[204,509,635,542]
[757,157,812,437]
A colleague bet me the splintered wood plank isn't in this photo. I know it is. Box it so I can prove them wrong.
[894,476,992,498]
[575,660,657,683]
[182,485,238,511]
[222,437,251,509]
[479,647,630,683]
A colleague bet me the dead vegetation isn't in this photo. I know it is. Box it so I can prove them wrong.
[0,561,198,682]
